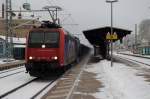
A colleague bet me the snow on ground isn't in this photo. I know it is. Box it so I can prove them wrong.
[5,80,52,99]
[118,51,133,54]
[115,53,150,65]
[85,60,150,99]
[117,51,150,58]
[0,72,34,95]
[0,35,26,44]
[0,58,18,65]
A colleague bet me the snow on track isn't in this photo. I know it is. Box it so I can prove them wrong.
[115,53,150,65]
[0,67,25,79]
[0,66,24,74]
[0,72,35,96]
[4,80,53,99]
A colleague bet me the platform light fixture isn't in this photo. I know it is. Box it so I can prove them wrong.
[106,0,118,67]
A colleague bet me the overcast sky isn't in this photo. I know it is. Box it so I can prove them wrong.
[0,0,150,39]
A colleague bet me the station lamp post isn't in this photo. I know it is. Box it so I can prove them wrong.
[106,0,118,67]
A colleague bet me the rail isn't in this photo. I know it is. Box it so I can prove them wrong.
[117,53,150,59]
[0,61,25,71]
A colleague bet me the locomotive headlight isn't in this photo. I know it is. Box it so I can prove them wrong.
[52,56,58,60]
[29,56,33,60]
[42,44,46,48]
[54,56,58,60]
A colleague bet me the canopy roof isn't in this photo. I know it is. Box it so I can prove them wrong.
[83,26,132,45]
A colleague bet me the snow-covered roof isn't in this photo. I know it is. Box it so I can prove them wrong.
[14,45,26,48]
[0,35,26,44]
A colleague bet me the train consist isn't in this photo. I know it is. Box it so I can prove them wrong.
[25,21,80,77]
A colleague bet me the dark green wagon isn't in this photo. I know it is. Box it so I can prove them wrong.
[13,45,25,60]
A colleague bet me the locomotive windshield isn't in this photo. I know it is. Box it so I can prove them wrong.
[45,32,59,44]
[29,32,44,43]
[28,32,59,48]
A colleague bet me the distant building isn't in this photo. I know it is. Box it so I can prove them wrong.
[0,18,40,58]
[0,35,26,58]
[0,37,5,57]
[0,18,41,37]
[138,40,150,55]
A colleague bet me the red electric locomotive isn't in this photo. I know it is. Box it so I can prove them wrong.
[25,21,80,76]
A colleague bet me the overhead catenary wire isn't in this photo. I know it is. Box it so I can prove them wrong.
[13,18,41,29]
[45,0,79,26]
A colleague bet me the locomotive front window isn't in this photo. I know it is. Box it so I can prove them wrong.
[28,32,59,48]
[44,32,59,48]
[29,32,44,43]
[45,32,59,43]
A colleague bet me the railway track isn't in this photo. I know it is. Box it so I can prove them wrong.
[0,47,90,99]
[0,65,73,99]
[115,55,150,67]
[0,78,38,98]
[0,66,24,74]
[0,70,25,79]
[118,53,150,59]
[1,78,59,99]
[0,66,25,79]
[0,61,89,99]
[0,65,63,99]
[31,79,58,99]
[0,61,25,71]
[41,52,91,99]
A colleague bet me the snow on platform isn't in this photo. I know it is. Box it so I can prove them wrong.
[0,35,26,44]
[0,58,19,65]
[85,60,150,99]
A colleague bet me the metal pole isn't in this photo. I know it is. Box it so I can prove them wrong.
[47,9,55,23]
[110,2,113,67]
[56,8,58,24]
[135,24,137,52]
[2,3,5,18]
[9,0,13,58]
[106,0,118,66]
[5,0,9,61]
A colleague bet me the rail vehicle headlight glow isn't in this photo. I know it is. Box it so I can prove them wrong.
[54,56,58,60]
[52,56,58,60]
[42,44,46,48]
[29,56,33,60]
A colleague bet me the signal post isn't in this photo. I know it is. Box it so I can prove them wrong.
[106,32,118,67]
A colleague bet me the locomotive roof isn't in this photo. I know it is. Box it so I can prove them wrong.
[29,21,63,32]
[29,21,79,40]
[39,21,62,28]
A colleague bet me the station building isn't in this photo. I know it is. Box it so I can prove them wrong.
[0,37,5,57]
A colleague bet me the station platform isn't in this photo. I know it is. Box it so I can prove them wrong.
[0,60,25,70]
[41,54,103,99]
[42,53,150,99]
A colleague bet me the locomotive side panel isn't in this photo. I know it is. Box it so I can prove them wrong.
[58,29,65,66]
[64,32,77,65]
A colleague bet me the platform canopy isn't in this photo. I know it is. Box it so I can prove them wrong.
[83,26,132,45]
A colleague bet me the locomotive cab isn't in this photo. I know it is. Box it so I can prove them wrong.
[25,21,80,77]
[27,31,60,62]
